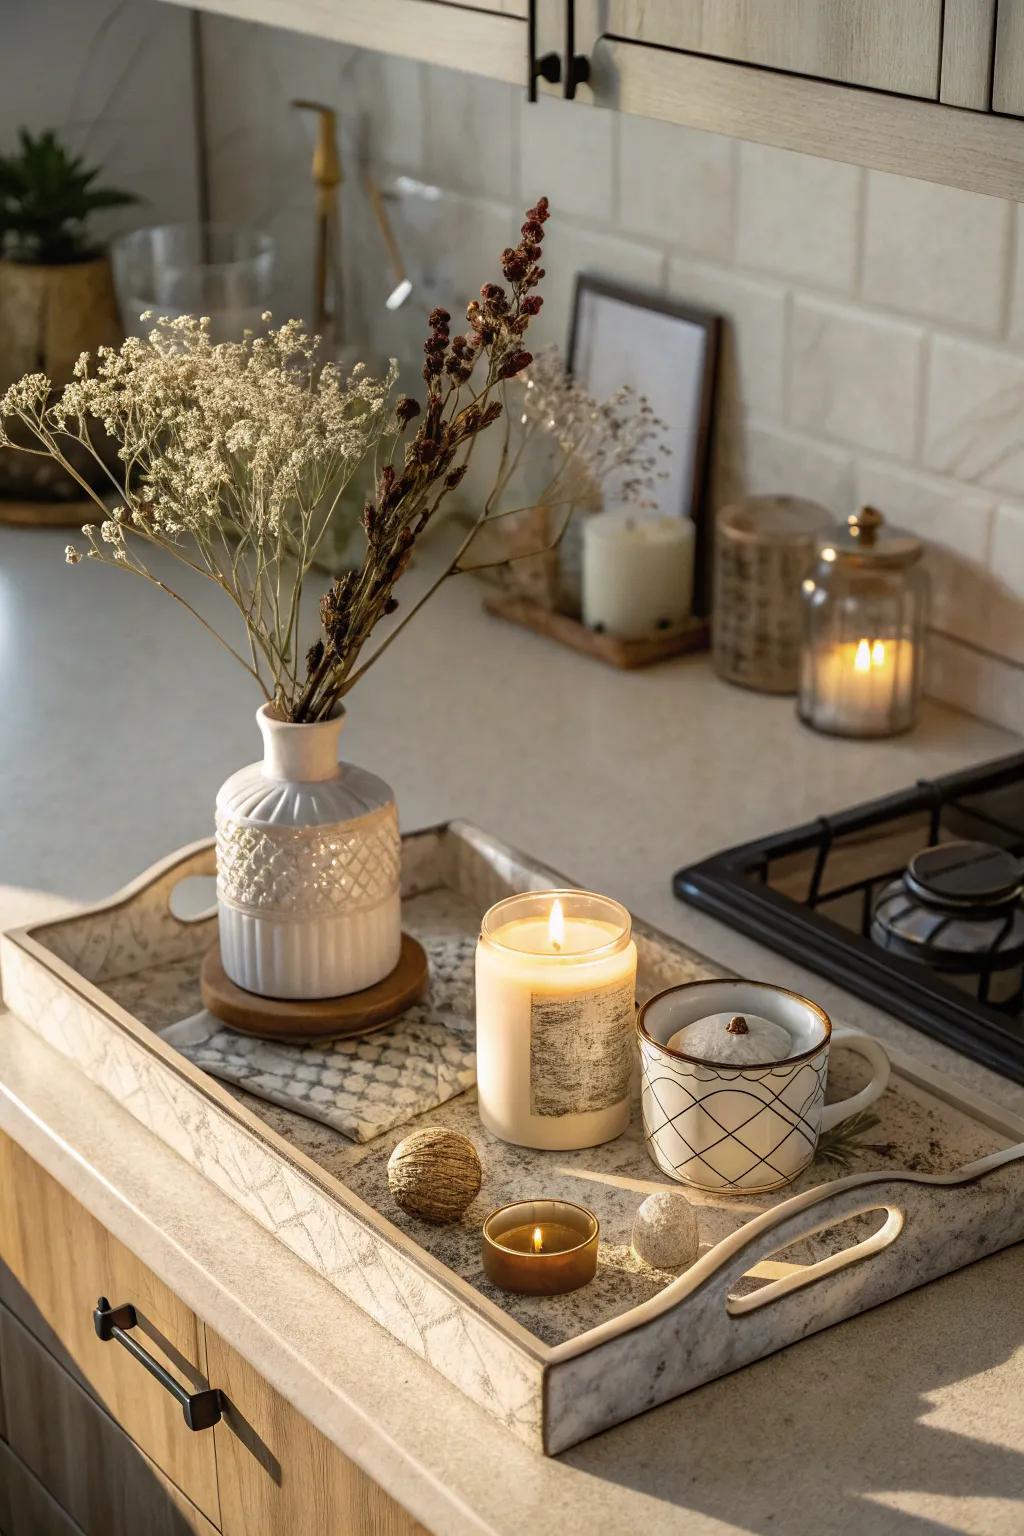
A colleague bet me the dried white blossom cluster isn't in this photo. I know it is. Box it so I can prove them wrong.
[0,202,657,722]
[518,346,670,509]
[0,315,399,707]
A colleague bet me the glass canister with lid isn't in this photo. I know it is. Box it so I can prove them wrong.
[798,505,929,737]
[713,495,834,693]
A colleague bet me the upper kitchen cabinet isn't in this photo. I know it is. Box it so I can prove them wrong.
[598,1,944,98]
[570,0,1024,200]
[169,0,1024,200]
[994,0,1024,115]
[170,0,526,82]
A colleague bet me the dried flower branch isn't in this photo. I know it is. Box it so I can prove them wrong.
[0,199,575,722]
[517,346,670,511]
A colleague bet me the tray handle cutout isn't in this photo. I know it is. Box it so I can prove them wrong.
[728,1202,904,1316]
[168,874,218,925]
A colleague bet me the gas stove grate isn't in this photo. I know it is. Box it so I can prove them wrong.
[674,750,1024,1082]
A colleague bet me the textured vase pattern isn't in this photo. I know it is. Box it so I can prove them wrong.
[215,805,400,915]
[216,706,402,999]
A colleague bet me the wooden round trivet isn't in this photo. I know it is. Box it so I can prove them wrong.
[200,934,429,1042]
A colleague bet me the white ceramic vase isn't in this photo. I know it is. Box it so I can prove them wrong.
[215,704,402,1000]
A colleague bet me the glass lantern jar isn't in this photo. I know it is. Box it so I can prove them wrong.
[798,506,929,737]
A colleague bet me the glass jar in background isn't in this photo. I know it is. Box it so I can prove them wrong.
[111,223,275,343]
[798,506,929,737]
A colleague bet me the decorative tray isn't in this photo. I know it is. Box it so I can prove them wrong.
[3,822,1023,1455]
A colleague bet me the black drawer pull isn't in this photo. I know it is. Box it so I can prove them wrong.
[94,1297,223,1432]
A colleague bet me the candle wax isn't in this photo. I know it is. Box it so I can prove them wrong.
[809,638,915,733]
[496,1222,588,1255]
[476,902,638,1151]
[492,915,622,957]
[582,512,695,640]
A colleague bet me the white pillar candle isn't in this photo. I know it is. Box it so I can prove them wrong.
[475,890,638,1150]
[582,512,695,640]
[807,637,917,735]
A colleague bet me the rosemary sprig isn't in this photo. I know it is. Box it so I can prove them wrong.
[816,1110,882,1173]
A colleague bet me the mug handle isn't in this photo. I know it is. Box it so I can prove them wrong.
[818,1028,891,1134]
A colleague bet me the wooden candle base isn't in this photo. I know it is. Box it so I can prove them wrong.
[484,594,709,670]
[200,934,429,1042]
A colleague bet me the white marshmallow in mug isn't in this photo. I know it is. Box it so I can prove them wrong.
[667,1011,792,1065]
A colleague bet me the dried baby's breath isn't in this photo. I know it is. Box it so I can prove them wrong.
[2,201,575,721]
[519,347,669,510]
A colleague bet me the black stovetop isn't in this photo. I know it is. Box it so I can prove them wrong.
[674,750,1024,1083]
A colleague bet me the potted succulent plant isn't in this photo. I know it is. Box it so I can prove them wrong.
[0,199,560,1004]
[0,128,138,506]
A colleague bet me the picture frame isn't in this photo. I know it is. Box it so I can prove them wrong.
[568,274,720,616]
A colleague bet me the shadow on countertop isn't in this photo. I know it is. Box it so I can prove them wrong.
[562,1243,1024,1536]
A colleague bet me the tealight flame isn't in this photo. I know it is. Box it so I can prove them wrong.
[532,1226,544,1254]
[548,897,565,953]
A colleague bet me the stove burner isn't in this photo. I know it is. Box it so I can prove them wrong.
[905,841,1023,910]
[873,840,1024,1005]
[673,750,1024,1081]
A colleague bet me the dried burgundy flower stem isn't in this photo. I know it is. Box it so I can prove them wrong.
[1,203,555,724]
[295,198,551,721]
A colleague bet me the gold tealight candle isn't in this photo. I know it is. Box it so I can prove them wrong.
[481,1200,599,1295]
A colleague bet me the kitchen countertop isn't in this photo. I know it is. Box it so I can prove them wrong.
[2,524,1024,1536]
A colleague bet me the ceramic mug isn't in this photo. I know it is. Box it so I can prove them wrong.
[638,980,890,1194]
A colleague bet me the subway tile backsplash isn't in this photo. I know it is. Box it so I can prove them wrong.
[191,19,1024,732]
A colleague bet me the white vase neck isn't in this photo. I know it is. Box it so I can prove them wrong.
[257,704,344,783]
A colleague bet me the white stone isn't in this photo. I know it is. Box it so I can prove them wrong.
[631,1192,700,1271]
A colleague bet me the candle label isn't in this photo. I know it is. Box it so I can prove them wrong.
[529,978,635,1116]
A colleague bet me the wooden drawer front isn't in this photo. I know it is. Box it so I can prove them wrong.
[0,1131,220,1524]
[0,1437,83,1536]
[206,1327,428,1536]
[602,0,943,97]
[0,1305,218,1536]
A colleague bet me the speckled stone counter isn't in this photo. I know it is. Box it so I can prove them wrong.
[2,526,1024,1534]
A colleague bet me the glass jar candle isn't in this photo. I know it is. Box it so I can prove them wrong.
[475,890,637,1150]
[481,1200,599,1295]
[798,506,929,737]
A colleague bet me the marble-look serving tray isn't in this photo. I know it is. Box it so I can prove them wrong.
[3,823,1024,1455]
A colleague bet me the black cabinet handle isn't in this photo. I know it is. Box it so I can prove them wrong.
[527,0,561,100]
[563,0,590,99]
[94,1298,223,1432]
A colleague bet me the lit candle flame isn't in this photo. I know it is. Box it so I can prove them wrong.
[548,898,565,953]
[871,640,886,667]
[532,1226,544,1254]
[854,638,872,673]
